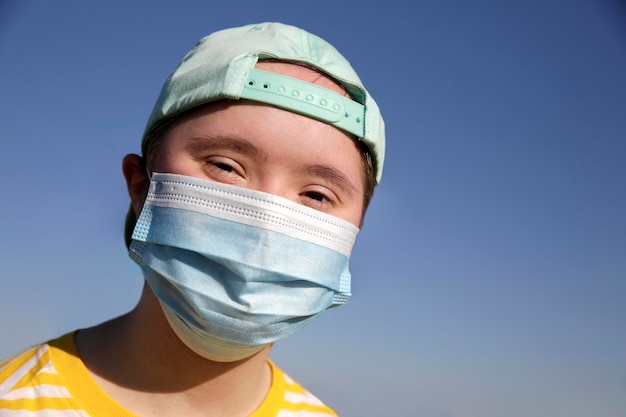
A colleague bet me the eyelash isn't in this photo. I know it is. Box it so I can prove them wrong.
[204,157,245,178]
[213,162,235,172]
[301,189,336,209]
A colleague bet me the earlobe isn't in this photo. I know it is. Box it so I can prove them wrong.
[122,154,149,216]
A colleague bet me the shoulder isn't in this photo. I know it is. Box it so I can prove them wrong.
[253,361,338,417]
[0,341,55,394]
[0,333,78,412]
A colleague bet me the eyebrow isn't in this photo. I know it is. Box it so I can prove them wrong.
[300,164,359,196]
[184,135,267,160]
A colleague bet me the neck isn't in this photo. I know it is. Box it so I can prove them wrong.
[75,283,272,417]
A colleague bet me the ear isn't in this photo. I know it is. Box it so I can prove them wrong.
[122,154,149,216]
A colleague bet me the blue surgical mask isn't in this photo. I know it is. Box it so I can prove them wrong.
[129,173,359,362]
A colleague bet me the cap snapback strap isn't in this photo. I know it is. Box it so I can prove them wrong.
[240,69,365,138]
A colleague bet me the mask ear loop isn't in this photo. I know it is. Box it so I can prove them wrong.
[124,155,151,250]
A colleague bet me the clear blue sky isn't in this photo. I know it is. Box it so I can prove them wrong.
[1,1,625,416]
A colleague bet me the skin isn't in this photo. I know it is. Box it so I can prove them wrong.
[75,62,366,417]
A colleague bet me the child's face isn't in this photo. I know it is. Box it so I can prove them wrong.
[150,65,366,228]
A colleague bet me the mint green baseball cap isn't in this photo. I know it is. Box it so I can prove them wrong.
[143,22,385,182]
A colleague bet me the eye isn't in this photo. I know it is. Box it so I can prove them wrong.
[304,191,326,202]
[301,187,337,210]
[213,161,236,172]
[204,156,245,181]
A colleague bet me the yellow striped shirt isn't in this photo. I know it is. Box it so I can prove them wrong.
[0,333,337,417]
